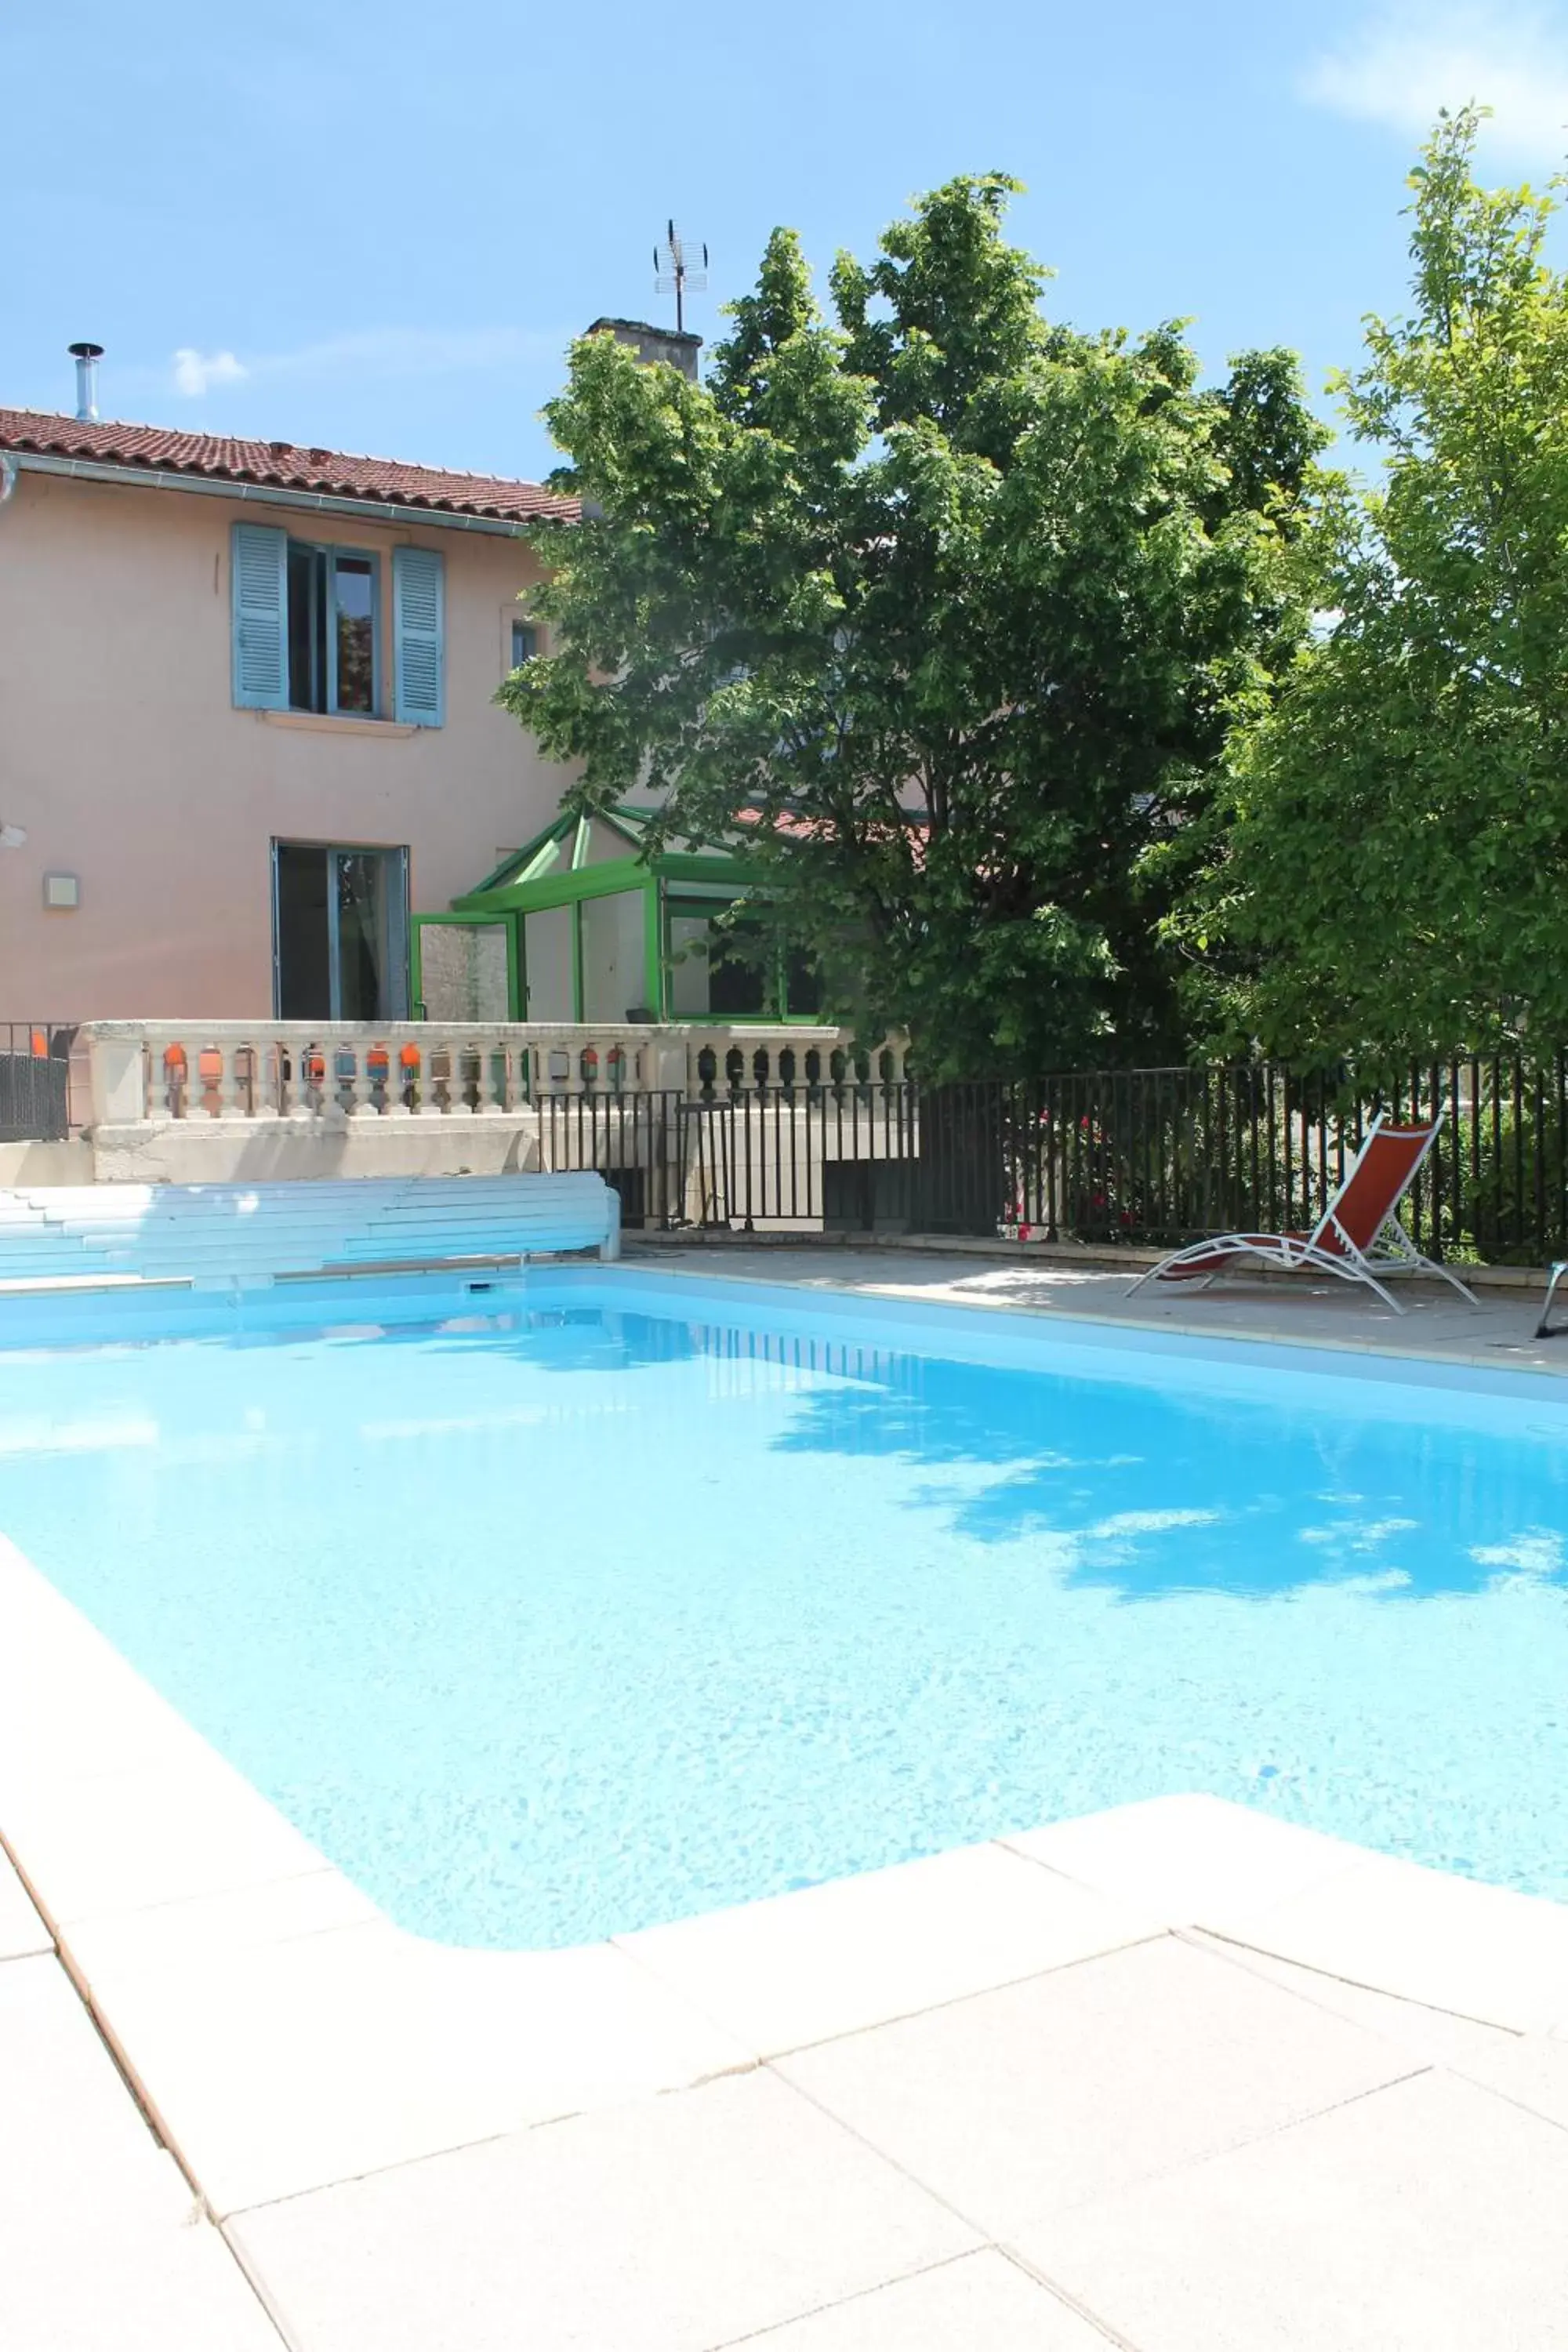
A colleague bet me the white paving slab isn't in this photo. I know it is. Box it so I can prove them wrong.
[722,2250,1114,2350]
[1004,1791,1364,1935]
[0,1953,193,2227]
[76,1915,754,2218]
[619,1837,1157,2056]
[64,1864,379,1975]
[779,1934,1418,2235]
[0,1750,327,1926]
[0,1954,279,2351]
[1187,1932,1523,2072]
[1014,2067,1568,2352]
[1225,1849,1568,2031]
[0,1845,49,1959]
[1439,2029,1568,2135]
[229,2069,978,2352]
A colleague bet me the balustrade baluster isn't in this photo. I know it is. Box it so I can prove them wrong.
[217,1041,245,1120]
[482,1034,512,1114]
[186,1042,209,1121]
[256,1039,282,1119]
[324,1038,350,1119]
[474,1037,501,1115]
[347,1039,379,1118]
[408,1034,441,1118]
[283,1035,313,1119]
[154,1040,180,1119]
[446,1035,474,1116]
[384,1029,414,1117]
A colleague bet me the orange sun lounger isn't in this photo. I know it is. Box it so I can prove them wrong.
[1127,1112,1479,1316]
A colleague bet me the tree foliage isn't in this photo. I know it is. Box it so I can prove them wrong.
[1191,111,1568,1069]
[506,175,1322,1076]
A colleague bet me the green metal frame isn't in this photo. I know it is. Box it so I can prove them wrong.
[415,800,802,1023]
[455,851,758,919]
[644,875,663,1018]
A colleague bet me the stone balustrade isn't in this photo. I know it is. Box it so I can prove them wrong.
[79,1020,909,1130]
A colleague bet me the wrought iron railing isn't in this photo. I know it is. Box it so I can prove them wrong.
[929,1062,1568,1266]
[539,1060,1568,1263]
[0,1023,75,1143]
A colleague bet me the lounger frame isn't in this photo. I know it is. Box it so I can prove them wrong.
[1126,1112,1478,1316]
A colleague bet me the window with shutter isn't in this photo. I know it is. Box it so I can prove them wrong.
[394,546,445,726]
[231,524,288,709]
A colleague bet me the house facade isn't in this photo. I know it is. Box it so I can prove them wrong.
[0,404,578,1026]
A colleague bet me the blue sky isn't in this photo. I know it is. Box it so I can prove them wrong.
[7,0,1567,485]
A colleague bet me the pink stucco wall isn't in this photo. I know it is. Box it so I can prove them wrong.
[0,467,571,1022]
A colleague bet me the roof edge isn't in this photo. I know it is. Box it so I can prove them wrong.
[8,448,565,539]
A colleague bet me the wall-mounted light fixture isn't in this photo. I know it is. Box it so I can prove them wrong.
[42,873,80,910]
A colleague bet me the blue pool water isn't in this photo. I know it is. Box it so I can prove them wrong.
[2,1270,1566,1947]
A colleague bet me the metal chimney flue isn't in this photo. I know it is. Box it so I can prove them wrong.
[68,342,103,422]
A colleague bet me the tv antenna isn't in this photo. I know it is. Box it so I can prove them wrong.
[655,220,708,334]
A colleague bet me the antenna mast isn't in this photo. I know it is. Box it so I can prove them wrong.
[655,220,709,335]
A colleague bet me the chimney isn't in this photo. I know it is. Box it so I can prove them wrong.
[68,342,104,422]
[584,318,701,384]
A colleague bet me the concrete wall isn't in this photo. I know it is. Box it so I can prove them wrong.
[89,1119,545,1185]
[0,468,572,1022]
[0,1138,94,1185]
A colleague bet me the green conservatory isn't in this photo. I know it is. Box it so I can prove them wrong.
[411,804,819,1025]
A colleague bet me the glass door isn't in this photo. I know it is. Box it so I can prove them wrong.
[273,843,410,1019]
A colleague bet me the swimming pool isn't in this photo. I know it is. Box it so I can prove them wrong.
[2,1269,1566,1947]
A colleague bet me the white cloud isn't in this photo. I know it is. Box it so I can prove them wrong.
[171,347,247,397]
[1303,3,1568,162]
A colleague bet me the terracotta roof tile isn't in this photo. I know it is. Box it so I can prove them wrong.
[0,408,577,524]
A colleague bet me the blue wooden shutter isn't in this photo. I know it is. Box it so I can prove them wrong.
[230,524,288,709]
[394,545,445,725]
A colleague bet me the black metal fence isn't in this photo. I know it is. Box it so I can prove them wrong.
[0,1024,74,1144]
[535,1057,1568,1265]
[904,1065,1564,1265]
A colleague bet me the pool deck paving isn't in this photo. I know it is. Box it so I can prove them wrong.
[4,1247,1568,2347]
[626,1232,1568,1376]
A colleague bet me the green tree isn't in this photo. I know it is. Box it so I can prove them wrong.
[506,175,1321,1076]
[1192,111,1568,1069]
